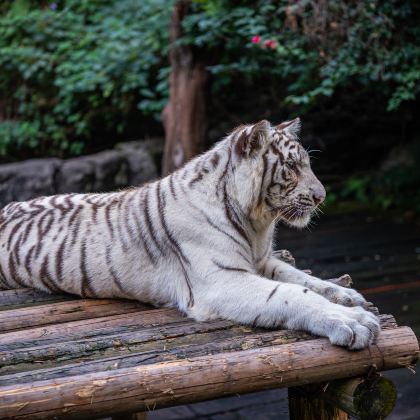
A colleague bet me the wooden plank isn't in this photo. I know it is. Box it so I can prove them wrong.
[0,326,417,420]
[0,288,75,309]
[0,299,152,332]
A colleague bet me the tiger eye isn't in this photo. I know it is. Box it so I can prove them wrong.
[286,161,298,170]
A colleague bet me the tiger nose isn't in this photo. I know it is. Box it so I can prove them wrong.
[311,185,326,205]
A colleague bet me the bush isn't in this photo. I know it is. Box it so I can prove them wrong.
[183,0,420,112]
[0,0,172,159]
[0,0,419,167]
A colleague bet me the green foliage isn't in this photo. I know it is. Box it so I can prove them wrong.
[0,0,419,170]
[184,0,420,112]
[0,0,172,157]
[325,144,420,211]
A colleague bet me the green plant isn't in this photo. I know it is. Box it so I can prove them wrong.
[0,0,173,158]
[182,0,420,113]
[325,143,420,212]
[0,0,419,165]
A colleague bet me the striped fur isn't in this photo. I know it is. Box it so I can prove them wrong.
[0,119,380,349]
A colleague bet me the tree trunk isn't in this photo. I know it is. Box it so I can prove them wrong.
[162,0,208,176]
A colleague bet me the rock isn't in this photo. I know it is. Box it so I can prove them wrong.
[57,150,131,194]
[0,159,61,206]
[85,150,128,192]
[0,140,160,208]
[116,140,160,186]
[56,157,95,194]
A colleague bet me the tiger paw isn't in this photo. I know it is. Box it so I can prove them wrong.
[324,306,380,350]
[319,283,367,307]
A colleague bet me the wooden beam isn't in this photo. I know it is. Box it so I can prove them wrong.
[0,326,417,419]
[322,374,397,419]
[289,374,397,420]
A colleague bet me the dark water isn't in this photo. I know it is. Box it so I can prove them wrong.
[150,211,420,420]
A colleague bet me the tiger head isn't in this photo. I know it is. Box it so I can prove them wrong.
[230,118,326,228]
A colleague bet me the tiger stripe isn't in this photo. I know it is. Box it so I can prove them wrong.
[143,187,165,256]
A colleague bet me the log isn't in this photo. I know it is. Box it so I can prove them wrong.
[0,314,395,374]
[0,307,183,346]
[289,373,397,420]
[0,319,236,369]
[0,327,311,381]
[0,299,151,332]
[322,374,397,419]
[0,326,417,419]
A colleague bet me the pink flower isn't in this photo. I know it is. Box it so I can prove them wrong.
[251,35,261,44]
[263,39,276,49]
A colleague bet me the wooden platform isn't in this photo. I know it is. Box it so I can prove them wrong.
[0,288,418,419]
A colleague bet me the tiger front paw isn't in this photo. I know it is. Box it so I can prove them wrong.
[323,306,380,350]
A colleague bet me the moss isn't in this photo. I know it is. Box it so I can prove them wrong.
[354,376,397,420]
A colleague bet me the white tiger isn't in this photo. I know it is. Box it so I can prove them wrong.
[0,118,380,349]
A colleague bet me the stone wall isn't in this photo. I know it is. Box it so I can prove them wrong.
[0,139,162,208]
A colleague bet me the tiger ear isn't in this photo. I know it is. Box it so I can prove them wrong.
[276,117,301,138]
[235,120,271,158]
